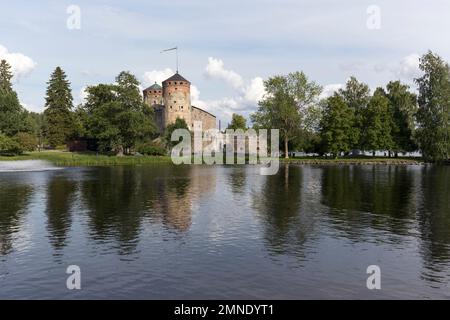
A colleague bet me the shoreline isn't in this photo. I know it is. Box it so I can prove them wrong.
[0,151,427,167]
[282,158,425,166]
[0,151,172,166]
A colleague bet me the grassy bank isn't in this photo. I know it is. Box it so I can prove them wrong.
[282,156,424,165]
[0,151,172,166]
[0,151,426,166]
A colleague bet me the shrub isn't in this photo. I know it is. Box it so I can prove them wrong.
[136,142,166,156]
[14,132,38,152]
[0,133,23,155]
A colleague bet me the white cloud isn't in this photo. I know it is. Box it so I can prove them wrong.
[319,83,344,99]
[0,45,36,79]
[142,68,174,87]
[205,57,243,89]
[394,53,421,79]
[190,85,201,105]
[243,77,265,103]
[195,58,268,125]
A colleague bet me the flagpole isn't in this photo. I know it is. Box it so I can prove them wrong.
[161,47,179,73]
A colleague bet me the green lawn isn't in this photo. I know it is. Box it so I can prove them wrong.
[0,150,172,166]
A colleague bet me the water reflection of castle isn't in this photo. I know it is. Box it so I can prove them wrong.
[152,166,217,231]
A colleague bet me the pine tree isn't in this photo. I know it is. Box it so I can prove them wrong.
[0,59,27,136]
[43,67,74,147]
[0,59,13,92]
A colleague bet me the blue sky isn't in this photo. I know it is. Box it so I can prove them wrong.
[1,0,450,125]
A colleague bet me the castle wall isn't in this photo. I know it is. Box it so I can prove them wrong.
[153,105,166,133]
[191,106,216,131]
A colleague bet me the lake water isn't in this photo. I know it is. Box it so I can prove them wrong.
[0,163,449,299]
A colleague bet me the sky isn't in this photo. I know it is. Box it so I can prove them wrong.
[1,0,450,126]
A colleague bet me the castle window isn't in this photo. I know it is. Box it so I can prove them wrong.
[175,87,178,90]
[170,106,172,109]
[174,82,177,84]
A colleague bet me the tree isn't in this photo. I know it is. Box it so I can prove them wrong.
[227,113,247,130]
[338,76,371,149]
[0,133,23,155]
[80,72,156,154]
[415,51,450,161]
[385,81,418,155]
[320,94,358,158]
[251,71,322,158]
[0,59,13,92]
[43,67,74,147]
[14,132,37,152]
[363,88,395,156]
[0,59,29,136]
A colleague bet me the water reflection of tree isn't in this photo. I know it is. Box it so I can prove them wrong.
[45,174,77,251]
[417,166,450,269]
[320,165,415,238]
[227,167,247,194]
[80,165,216,255]
[253,164,310,256]
[81,167,153,255]
[0,180,33,255]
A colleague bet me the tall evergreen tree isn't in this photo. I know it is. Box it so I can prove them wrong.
[0,59,13,92]
[0,59,28,136]
[415,51,450,161]
[43,67,74,147]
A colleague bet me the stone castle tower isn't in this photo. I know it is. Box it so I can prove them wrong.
[143,72,216,132]
[162,73,192,129]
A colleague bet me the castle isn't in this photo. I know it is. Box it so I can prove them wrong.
[143,72,216,132]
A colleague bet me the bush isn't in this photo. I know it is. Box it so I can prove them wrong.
[14,132,38,152]
[136,142,167,156]
[0,133,23,155]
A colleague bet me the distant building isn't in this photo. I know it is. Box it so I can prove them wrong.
[143,72,216,132]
